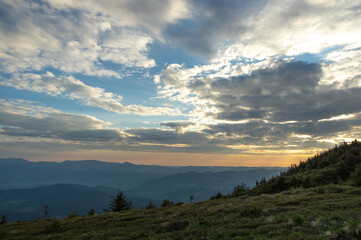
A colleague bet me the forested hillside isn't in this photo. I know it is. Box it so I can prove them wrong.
[244,140,361,196]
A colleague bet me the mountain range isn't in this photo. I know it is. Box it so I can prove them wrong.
[0,158,285,220]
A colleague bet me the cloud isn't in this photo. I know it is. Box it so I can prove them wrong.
[209,61,323,121]
[165,0,361,60]
[1,98,360,155]
[0,99,126,142]
[165,0,266,57]
[0,99,226,153]
[46,0,190,36]
[157,60,361,122]
[322,44,361,88]
[1,0,361,159]
[160,121,195,133]
[0,0,190,77]
[126,128,207,145]
[154,57,361,154]
[203,115,361,144]
[0,72,180,116]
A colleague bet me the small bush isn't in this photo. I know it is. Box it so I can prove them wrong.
[351,164,361,186]
[45,219,61,233]
[210,192,224,200]
[1,215,7,224]
[232,183,249,196]
[145,202,156,209]
[239,204,262,218]
[161,199,174,207]
[88,209,95,216]
[325,185,347,193]
[67,210,78,218]
[355,224,361,237]
[163,219,189,231]
[291,213,304,226]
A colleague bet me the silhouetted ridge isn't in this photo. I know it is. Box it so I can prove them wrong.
[287,140,361,174]
[233,140,361,196]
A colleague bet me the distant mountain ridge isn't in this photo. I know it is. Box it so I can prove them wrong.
[0,184,159,221]
[0,158,285,221]
[0,158,285,190]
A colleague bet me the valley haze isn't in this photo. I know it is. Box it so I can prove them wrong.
[0,158,285,221]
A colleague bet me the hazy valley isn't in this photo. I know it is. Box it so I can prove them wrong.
[0,158,284,220]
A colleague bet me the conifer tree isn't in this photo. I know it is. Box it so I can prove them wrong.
[109,191,132,212]
[1,215,7,224]
[43,205,49,218]
[88,209,95,216]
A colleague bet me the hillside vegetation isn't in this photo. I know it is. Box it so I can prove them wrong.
[245,140,361,196]
[0,141,361,239]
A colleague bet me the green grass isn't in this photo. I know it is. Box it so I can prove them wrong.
[1,184,361,239]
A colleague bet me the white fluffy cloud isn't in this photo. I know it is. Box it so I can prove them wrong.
[321,44,361,88]
[0,0,190,76]
[46,0,190,36]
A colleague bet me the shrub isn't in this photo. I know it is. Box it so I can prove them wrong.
[1,215,7,224]
[145,202,156,209]
[239,204,262,218]
[88,209,95,216]
[232,183,249,196]
[291,213,304,226]
[210,192,224,200]
[351,164,361,186]
[161,199,174,207]
[67,210,78,218]
[45,219,61,233]
[163,219,189,231]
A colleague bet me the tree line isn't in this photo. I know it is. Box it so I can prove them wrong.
[210,140,361,199]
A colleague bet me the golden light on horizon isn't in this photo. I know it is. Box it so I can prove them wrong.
[21,149,317,167]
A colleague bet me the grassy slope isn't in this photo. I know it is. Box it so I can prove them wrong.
[1,184,361,240]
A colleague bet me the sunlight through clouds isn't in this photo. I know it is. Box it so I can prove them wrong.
[0,0,361,165]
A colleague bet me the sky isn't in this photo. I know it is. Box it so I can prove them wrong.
[0,0,361,166]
